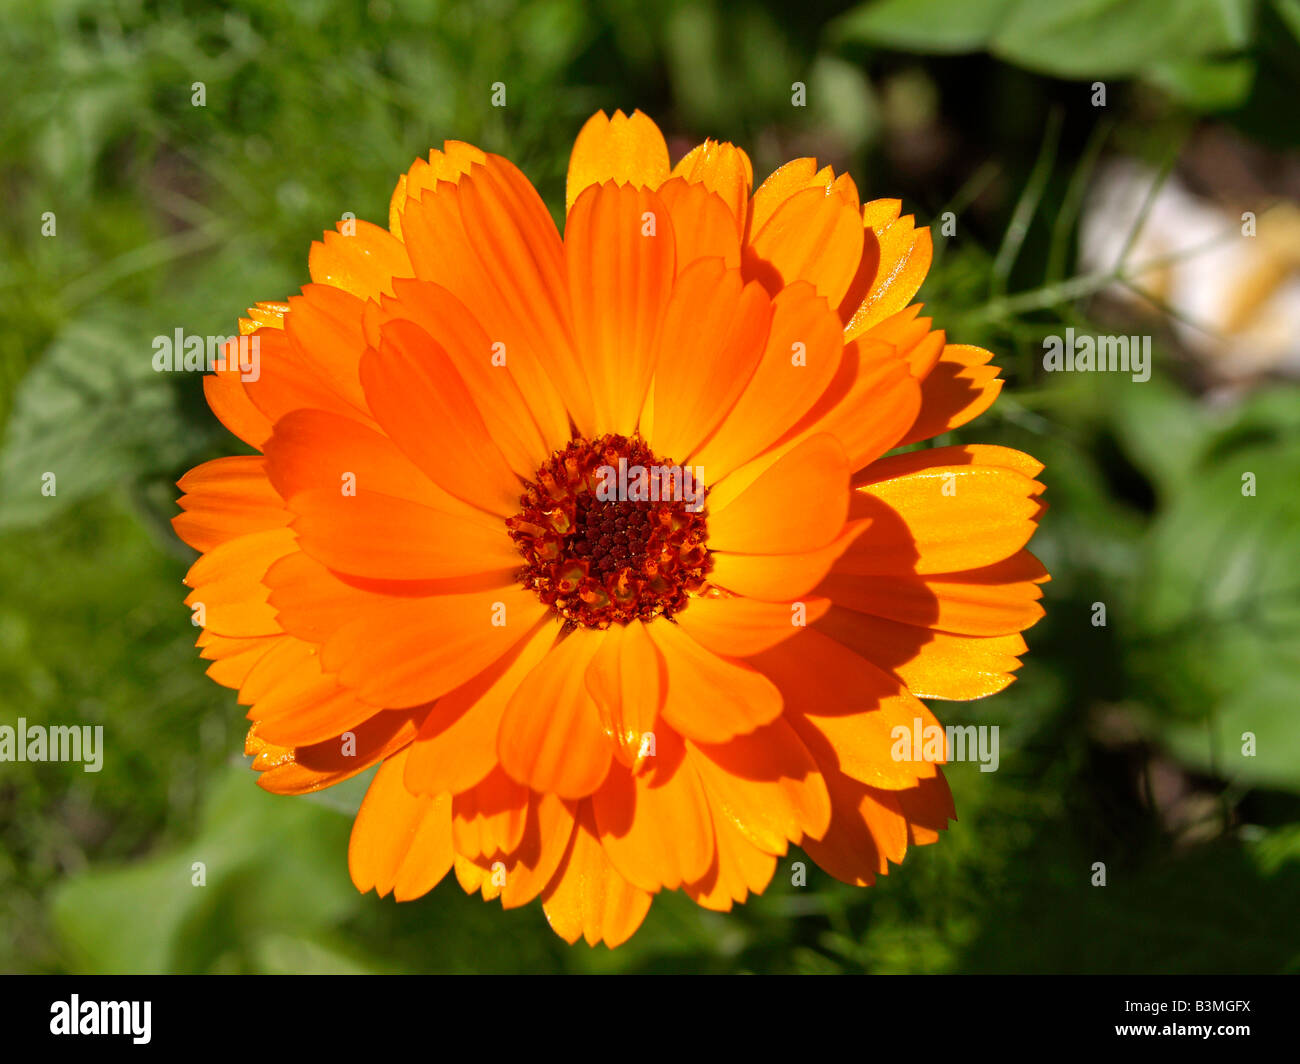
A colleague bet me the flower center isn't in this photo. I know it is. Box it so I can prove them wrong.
[507,434,712,629]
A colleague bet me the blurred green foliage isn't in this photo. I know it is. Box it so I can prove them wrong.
[2,0,1299,973]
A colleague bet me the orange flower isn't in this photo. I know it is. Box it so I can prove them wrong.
[175,110,1046,947]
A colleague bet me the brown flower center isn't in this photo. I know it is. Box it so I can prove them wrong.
[507,434,712,629]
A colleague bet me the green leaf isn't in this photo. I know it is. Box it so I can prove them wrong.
[52,766,359,974]
[835,0,1254,79]
[1145,56,1256,111]
[1105,373,1208,501]
[0,316,208,531]
[1272,0,1300,41]
[808,55,881,153]
[248,933,377,975]
[1162,668,1300,791]
[833,0,1019,54]
[1132,434,1300,790]
[991,0,1253,79]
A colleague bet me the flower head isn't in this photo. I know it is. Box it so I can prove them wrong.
[175,110,1046,947]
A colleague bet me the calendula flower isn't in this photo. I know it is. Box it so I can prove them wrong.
[175,110,1046,947]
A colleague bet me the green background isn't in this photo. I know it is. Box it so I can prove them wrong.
[2,0,1299,973]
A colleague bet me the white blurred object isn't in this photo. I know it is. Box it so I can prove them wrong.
[1078,160,1300,382]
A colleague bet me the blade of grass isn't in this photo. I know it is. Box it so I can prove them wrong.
[991,107,1062,300]
[929,159,1001,271]
[1110,144,1179,275]
[1046,115,1114,285]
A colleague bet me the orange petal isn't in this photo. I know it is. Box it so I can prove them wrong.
[898,343,1004,446]
[672,139,753,228]
[707,434,849,555]
[778,338,922,473]
[173,456,290,552]
[688,716,831,854]
[845,203,933,340]
[707,545,842,603]
[245,637,385,747]
[235,636,306,705]
[648,258,772,461]
[405,620,559,796]
[592,729,715,892]
[388,140,486,242]
[360,318,521,517]
[745,184,866,307]
[684,809,778,912]
[400,154,583,448]
[866,305,942,377]
[748,158,859,235]
[202,634,279,689]
[238,300,289,335]
[319,584,549,709]
[749,625,895,714]
[348,748,455,901]
[647,618,783,744]
[835,236,885,331]
[252,707,426,796]
[542,802,653,947]
[265,550,404,647]
[279,284,375,414]
[709,522,867,602]
[498,628,614,799]
[451,766,531,860]
[818,555,1047,637]
[754,627,941,789]
[241,327,375,441]
[861,198,903,231]
[897,771,956,846]
[565,109,670,213]
[675,594,830,658]
[566,183,676,435]
[585,619,665,768]
[378,278,551,477]
[816,605,1029,701]
[691,281,844,481]
[497,792,578,910]
[203,368,272,450]
[788,686,943,791]
[240,318,352,421]
[657,175,742,270]
[800,769,909,886]
[183,528,296,638]
[307,219,413,302]
[452,853,499,899]
[840,445,1046,576]
[265,556,514,665]
[288,487,519,582]
[263,407,483,520]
